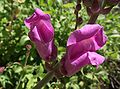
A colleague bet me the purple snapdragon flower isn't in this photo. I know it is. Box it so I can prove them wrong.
[60,24,107,76]
[24,8,57,62]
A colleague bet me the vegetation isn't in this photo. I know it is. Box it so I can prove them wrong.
[0,0,120,89]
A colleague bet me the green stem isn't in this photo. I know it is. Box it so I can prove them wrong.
[16,70,25,89]
[33,70,54,89]
[16,46,30,89]
[33,62,60,89]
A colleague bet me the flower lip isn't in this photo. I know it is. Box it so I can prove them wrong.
[60,51,105,77]
[88,52,105,67]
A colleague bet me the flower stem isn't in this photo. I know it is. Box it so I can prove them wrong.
[16,45,31,89]
[75,11,78,30]
[88,14,99,24]
[33,70,54,89]
[33,62,60,89]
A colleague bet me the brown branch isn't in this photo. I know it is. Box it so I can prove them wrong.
[74,0,82,30]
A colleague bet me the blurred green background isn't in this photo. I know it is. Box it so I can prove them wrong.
[0,0,120,89]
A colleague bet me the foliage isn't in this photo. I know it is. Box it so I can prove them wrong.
[0,0,120,89]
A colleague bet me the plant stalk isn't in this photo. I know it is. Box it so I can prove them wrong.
[33,70,54,89]
[88,14,99,24]
[33,62,60,89]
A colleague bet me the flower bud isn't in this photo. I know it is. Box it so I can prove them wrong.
[83,0,93,7]
[24,8,57,62]
[106,0,120,6]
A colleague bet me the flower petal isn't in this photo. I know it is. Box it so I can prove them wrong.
[24,8,50,29]
[67,53,90,76]
[88,52,105,67]
[93,28,107,50]
[36,20,54,43]
[28,26,41,42]
[36,40,56,61]
[67,24,102,46]
[28,26,57,61]
[60,52,90,76]
[60,51,105,76]
[67,24,107,51]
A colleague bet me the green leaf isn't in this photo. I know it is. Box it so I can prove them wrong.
[110,34,120,38]
[110,52,119,60]
[24,74,37,89]
[14,66,23,73]
[57,0,63,5]
[71,84,80,89]
[19,35,29,46]
[63,3,74,8]
[70,76,78,83]
[39,64,44,75]
[47,0,55,6]
[85,73,93,79]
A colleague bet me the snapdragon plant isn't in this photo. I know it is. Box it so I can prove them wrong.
[24,0,120,89]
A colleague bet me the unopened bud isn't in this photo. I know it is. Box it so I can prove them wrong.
[91,0,100,14]
[100,6,113,14]
[77,0,81,4]
[106,0,120,6]
[74,9,78,15]
[76,4,81,11]
[87,7,93,16]
[77,17,83,25]
[83,0,93,7]
[26,44,32,51]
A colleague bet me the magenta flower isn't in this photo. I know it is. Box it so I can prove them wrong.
[24,8,57,62]
[60,24,107,76]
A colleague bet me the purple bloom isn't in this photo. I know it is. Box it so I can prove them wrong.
[60,24,107,76]
[24,8,57,62]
